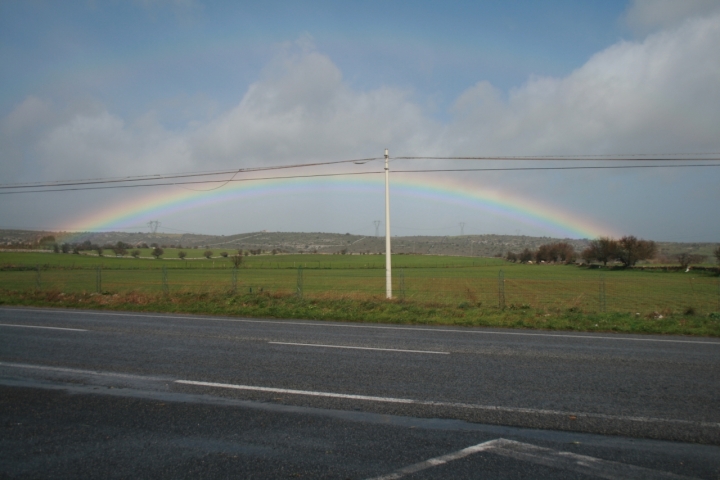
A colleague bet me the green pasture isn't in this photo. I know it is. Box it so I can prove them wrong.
[0,251,503,270]
[1,251,718,316]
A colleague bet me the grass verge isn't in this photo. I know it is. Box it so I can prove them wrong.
[1,288,719,337]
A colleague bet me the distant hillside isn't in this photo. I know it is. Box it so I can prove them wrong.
[2,228,716,260]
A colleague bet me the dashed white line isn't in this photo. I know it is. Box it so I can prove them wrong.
[368,438,696,480]
[268,341,449,355]
[0,323,87,332]
[2,306,719,345]
[0,361,718,431]
[174,380,415,404]
[175,378,720,429]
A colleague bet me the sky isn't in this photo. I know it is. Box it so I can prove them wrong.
[1,0,719,242]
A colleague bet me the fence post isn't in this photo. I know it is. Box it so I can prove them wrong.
[162,266,168,295]
[96,266,101,293]
[296,266,303,299]
[498,269,505,309]
[35,264,41,290]
[599,273,606,313]
[232,267,238,294]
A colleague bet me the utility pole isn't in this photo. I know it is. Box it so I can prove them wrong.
[385,148,392,299]
[373,220,381,238]
[459,222,465,236]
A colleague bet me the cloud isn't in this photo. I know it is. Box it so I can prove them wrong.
[2,12,719,229]
[445,12,720,156]
[623,0,720,35]
[190,41,438,166]
[34,109,193,180]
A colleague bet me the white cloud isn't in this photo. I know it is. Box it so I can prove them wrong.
[34,109,193,180]
[2,14,719,237]
[623,0,720,35]
[190,42,438,166]
[445,12,720,156]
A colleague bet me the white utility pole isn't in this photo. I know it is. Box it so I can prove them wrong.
[384,148,392,299]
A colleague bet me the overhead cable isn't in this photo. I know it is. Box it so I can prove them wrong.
[2,163,719,195]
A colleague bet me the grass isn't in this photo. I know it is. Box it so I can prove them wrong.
[1,251,719,336]
[1,288,718,337]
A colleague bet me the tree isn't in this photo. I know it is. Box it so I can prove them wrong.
[583,237,620,265]
[178,251,187,260]
[617,236,657,267]
[151,247,164,259]
[113,245,127,257]
[203,250,213,259]
[676,253,706,269]
[61,243,70,254]
[131,249,141,258]
[518,248,534,263]
[506,251,518,263]
[534,242,574,263]
[714,245,720,264]
[95,245,103,257]
[220,251,228,258]
[230,254,243,268]
[52,243,60,253]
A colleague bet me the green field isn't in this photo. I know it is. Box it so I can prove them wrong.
[1,251,718,317]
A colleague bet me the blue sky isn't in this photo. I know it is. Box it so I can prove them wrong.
[1,0,719,241]
[1,1,629,120]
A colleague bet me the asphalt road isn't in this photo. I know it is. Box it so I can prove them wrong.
[1,306,719,478]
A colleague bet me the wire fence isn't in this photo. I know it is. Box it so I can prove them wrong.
[2,265,718,315]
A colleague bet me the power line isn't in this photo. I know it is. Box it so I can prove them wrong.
[0,156,383,190]
[3,153,718,191]
[392,153,720,160]
[392,164,720,173]
[1,163,719,195]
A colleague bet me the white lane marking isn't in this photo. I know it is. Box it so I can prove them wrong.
[268,341,449,355]
[2,307,719,345]
[369,438,696,480]
[176,379,720,429]
[1,360,718,431]
[0,362,168,381]
[367,439,499,480]
[0,323,87,332]
[175,380,415,404]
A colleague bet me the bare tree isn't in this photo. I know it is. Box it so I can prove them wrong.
[203,250,213,259]
[676,253,706,269]
[582,237,620,265]
[231,254,243,268]
[519,248,534,263]
[618,236,657,267]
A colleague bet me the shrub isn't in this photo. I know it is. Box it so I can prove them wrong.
[203,250,213,259]
[131,249,141,258]
[178,251,187,260]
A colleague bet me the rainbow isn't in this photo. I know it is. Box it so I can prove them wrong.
[61,172,615,241]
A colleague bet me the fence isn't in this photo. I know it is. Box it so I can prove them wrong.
[3,264,719,315]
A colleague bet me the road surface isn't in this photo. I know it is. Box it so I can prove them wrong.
[1,307,719,478]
